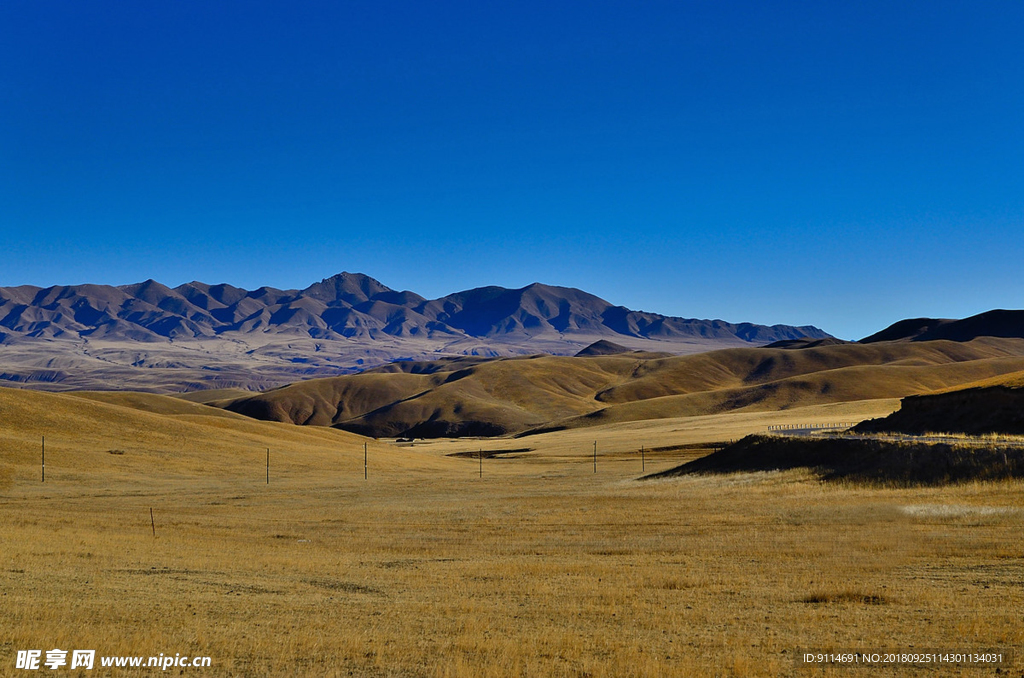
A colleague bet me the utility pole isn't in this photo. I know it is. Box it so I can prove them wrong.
[364,442,367,480]
[41,436,45,482]
[641,445,645,473]
[266,448,269,484]
[593,441,597,473]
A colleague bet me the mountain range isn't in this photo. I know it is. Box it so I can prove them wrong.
[0,273,829,391]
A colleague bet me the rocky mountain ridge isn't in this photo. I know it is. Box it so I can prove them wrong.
[0,272,828,345]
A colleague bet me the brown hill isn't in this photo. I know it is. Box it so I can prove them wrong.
[0,387,364,455]
[860,309,1024,343]
[0,386,448,492]
[218,337,1024,438]
[574,340,672,358]
[762,337,852,349]
[575,340,632,356]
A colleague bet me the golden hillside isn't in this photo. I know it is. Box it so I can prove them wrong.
[0,387,451,488]
[217,337,1024,437]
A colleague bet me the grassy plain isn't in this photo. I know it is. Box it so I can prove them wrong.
[2,390,1022,676]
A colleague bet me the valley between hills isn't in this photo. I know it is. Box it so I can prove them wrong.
[4,280,1024,676]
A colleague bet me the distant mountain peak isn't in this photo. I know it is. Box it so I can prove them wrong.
[301,271,395,305]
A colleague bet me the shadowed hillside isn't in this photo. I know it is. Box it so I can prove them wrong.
[643,434,1024,485]
[575,340,631,356]
[855,369,1024,436]
[861,309,1024,343]
[763,337,852,349]
[218,337,1024,438]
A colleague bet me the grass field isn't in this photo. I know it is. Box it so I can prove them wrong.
[2,390,1021,676]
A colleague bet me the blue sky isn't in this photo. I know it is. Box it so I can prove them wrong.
[2,1,1022,339]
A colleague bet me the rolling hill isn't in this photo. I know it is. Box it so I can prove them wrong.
[217,336,1024,438]
[0,386,373,467]
[0,385,453,498]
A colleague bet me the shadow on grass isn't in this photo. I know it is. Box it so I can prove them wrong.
[642,435,1024,486]
[800,591,888,605]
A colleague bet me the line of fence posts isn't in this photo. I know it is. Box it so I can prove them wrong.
[767,423,854,432]
[23,432,789,544]
[29,425,1024,546]
[43,426,880,535]
[27,429,797,490]
[29,434,663,542]
[30,434,461,489]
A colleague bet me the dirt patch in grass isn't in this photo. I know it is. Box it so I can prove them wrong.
[119,568,197,576]
[800,591,889,605]
[304,578,383,595]
[447,447,534,459]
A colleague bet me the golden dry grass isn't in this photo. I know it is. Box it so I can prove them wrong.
[173,389,256,404]
[221,337,1024,438]
[1,389,1021,676]
[929,367,1024,392]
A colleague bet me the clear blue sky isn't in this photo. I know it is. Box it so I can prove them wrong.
[2,1,1022,340]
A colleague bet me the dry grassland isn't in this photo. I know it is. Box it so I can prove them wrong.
[1,390,1022,676]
